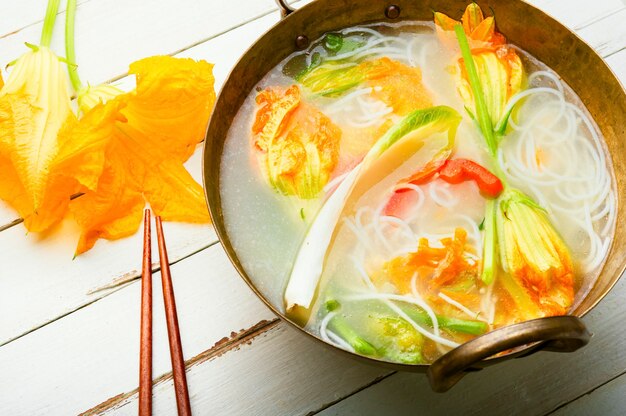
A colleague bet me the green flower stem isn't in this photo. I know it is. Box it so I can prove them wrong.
[454,25,498,157]
[481,199,497,285]
[328,315,377,355]
[40,0,61,47]
[398,303,488,336]
[65,0,83,91]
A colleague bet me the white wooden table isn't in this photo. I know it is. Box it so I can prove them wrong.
[1,0,625,414]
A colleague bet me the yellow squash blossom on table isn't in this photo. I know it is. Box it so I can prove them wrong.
[0,45,78,232]
[56,56,215,254]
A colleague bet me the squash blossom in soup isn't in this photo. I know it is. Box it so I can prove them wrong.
[496,190,575,316]
[219,1,615,365]
[252,85,341,199]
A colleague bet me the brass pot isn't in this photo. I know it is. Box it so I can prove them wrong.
[203,0,626,392]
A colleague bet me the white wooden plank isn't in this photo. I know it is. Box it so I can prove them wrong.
[0,0,90,39]
[93,324,388,416]
[0,241,387,416]
[69,270,626,416]
[0,9,284,346]
[0,0,281,86]
[575,8,626,57]
[525,0,624,31]
[605,48,626,82]
[317,274,626,416]
[0,243,274,415]
[552,374,626,416]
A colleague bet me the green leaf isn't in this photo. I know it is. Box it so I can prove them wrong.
[481,199,497,285]
[297,60,364,97]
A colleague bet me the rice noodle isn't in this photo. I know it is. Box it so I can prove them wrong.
[438,292,480,319]
[498,70,615,276]
[319,311,357,352]
[346,291,459,348]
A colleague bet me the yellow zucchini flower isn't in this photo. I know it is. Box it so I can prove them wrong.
[434,2,503,46]
[496,189,575,316]
[0,45,78,232]
[435,3,524,137]
[252,85,341,200]
[56,56,215,254]
[457,48,523,132]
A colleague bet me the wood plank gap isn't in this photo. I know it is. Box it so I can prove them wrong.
[544,367,626,415]
[78,318,281,416]
[603,45,626,59]
[573,5,626,30]
[0,192,82,233]
[166,1,303,63]
[101,0,304,86]
[86,238,220,294]
[0,217,23,232]
[307,371,397,415]
[0,238,220,348]
[0,0,94,40]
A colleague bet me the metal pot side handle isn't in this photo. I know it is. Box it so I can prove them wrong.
[427,316,591,393]
[275,0,295,18]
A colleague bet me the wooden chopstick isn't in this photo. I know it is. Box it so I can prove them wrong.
[155,216,192,416]
[139,209,153,416]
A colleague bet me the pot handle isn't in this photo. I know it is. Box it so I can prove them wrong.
[275,0,295,18]
[426,316,591,393]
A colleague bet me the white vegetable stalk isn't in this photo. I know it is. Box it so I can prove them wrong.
[282,106,461,320]
[284,165,361,311]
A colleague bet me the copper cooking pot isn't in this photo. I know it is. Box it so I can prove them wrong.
[203,0,626,392]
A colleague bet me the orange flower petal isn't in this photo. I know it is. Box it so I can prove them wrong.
[55,100,126,191]
[253,85,300,151]
[71,160,145,255]
[469,16,495,42]
[0,47,77,232]
[64,56,215,254]
[364,58,433,116]
[433,12,460,31]
[462,3,485,34]
[253,85,341,199]
[143,160,210,223]
[126,56,216,162]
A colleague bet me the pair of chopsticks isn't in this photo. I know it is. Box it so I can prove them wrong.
[139,209,191,416]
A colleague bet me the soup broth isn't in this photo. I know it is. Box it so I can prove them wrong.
[220,13,615,364]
